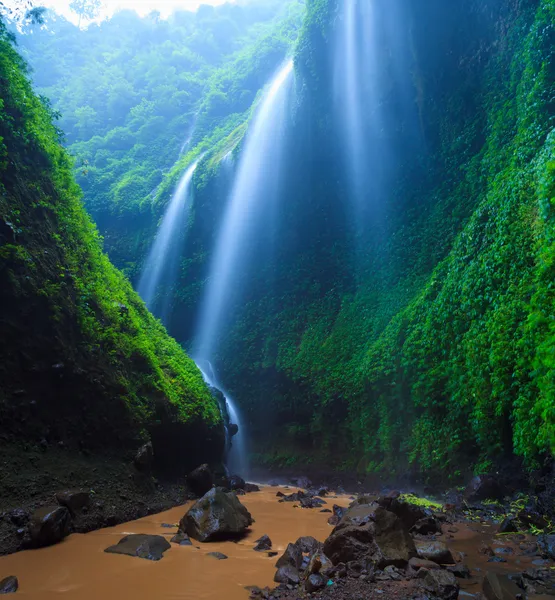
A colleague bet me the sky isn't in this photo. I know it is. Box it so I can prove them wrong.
[8,0,233,22]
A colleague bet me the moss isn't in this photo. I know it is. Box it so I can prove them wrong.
[399,494,443,511]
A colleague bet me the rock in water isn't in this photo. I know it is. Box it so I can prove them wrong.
[276,543,303,569]
[254,535,272,551]
[104,534,171,561]
[323,503,416,567]
[226,474,246,491]
[170,533,192,546]
[56,490,90,515]
[244,483,260,493]
[134,442,153,472]
[207,552,228,560]
[424,569,459,600]
[180,487,253,542]
[187,464,214,497]
[482,572,522,600]
[0,576,18,594]
[415,541,455,565]
[28,506,71,548]
[295,536,321,554]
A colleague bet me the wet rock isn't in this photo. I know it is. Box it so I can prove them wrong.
[498,516,519,534]
[423,569,459,600]
[305,573,326,593]
[538,534,555,559]
[207,552,228,560]
[275,543,302,569]
[482,571,522,600]
[0,576,18,594]
[333,504,347,519]
[276,491,285,498]
[234,489,246,496]
[228,423,239,437]
[321,509,332,513]
[377,496,427,530]
[306,551,334,578]
[187,464,214,497]
[226,474,246,491]
[134,442,153,472]
[291,476,312,489]
[411,516,441,535]
[409,557,441,571]
[464,475,503,503]
[494,546,514,555]
[274,565,300,585]
[56,490,90,516]
[244,483,260,493]
[480,544,495,557]
[170,533,192,546]
[318,487,330,497]
[327,515,340,526]
[415,541,455,564]
[323,504,416,567]
[28,505,71,548]
[488,557,507,563]
[161,523,176,528]
[295,536,321,555]
[105,534,171,561]
[300,497,326,509]
[267,551,278,558]
[8,509,29,528]
[254,535,272,551]
[180,487,253,542]
[447,564,471,578]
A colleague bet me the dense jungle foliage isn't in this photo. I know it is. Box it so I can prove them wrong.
[7,0,555,482]
[0,14,224,470]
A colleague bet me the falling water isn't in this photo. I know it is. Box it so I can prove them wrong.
[197,360,248,478]
[195,60,294,360]
[193,60,294,475]
[137,160,199,319]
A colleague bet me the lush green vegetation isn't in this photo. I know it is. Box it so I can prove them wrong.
[0,14,223,464]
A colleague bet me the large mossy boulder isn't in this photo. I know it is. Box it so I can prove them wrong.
[323,501,416,567]
[180,487,253,542]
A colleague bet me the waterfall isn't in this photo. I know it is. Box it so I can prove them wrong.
[193,60,295,475]
[137,160,199,321]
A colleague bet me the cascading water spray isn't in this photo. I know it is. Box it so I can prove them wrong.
[137,159,199,321]
[193,60,295,475]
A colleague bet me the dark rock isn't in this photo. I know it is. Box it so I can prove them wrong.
[480,544,495,556]
[276,491,285,498]
[493,546,514,555]
[305,574,326,593]
[323,503,416,567]
[274,565,300,585]
[161,523,176,529]
[56,490,90,516]
[409,557,441,571]
[134,442,153,472]
[488,557,507,563]
[423,569,459,600]
[276,543,302,569]
[8,509,29,527]
[226,474,246,491]
[482,572,522,600]
[268,551,278,558]
[0,576,18,594]
[300,497,326,509]
[538,534,555,559]
[498,516,519,534]
[415,541,455,564]
[377,496,427,530]
[207,552,228,560]
[327,515,340,526]
[254,535,272,552]
[464,475,504,503]
[28,506,71,548]
[291,476,312,489]
[187,464,214,497]
[447,564,471,578]
[333,504,347,519]
[234,489,246,496]
[170,533,192,546]
[244,483,260,493]
[321,509,332,513]
[104,534,170,561]
[180,487,253,542]
[517,510,548,530]
[306,552,334,578]
[295,536,322,554]
[228,423,239,437]
[318,487,330,497]
[411,516,442,535]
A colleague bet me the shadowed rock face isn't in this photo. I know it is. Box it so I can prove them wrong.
[180,487,254,542]
[104,534,171,561]
[323,502,416,567]
[27,506,71,548]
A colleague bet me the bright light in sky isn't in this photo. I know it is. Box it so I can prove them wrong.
[17,0,234,22]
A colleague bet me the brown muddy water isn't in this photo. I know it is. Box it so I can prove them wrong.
[0,487,352,600]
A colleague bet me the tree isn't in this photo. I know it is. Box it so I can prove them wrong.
[69,0,102,28]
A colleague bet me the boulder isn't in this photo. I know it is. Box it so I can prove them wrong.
[244,483,261,493]
[56,490,90,516]
[377,496,427,529]
[180,487,253,542]
[408,557,441,571]
[274,565,300,585]
[254,535,272,552]
[306,551,333,578]
[482,572,522,600]
[0,576,18,594]
[104,534,170,561]
[423,569,459,600]
[415,541,455,565]
[333,504,347,520]
[464,475,504,503]
[411,516,441,535]
[305,574,326,593]
[276,543,302,569]
[170,533,192,546]
[323,503,416,567]
[207,552,228,560]
[187,464,214,497]
[28,506,71,548]
[447,564,471,579]
[538,534,555,560]
[134,442,153,471]
[291,476,312,489]
[226,474,246,491]
[295,536,322,554]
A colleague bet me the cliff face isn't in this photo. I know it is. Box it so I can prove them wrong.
[0,22,225,481]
